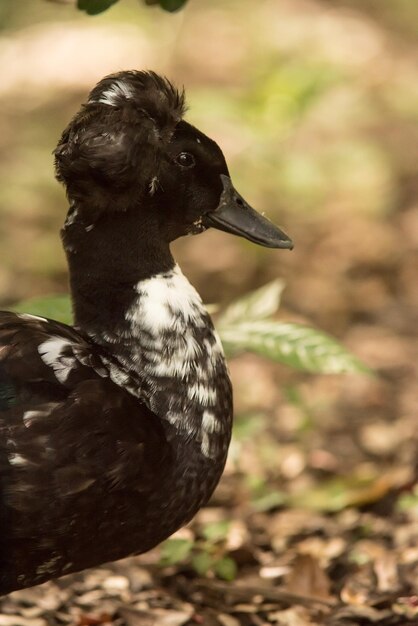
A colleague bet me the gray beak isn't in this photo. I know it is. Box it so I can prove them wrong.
[203,175,293,249]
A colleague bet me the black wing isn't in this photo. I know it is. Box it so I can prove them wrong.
[0,312,171,593]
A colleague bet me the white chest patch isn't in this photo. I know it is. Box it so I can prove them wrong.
[120,265,230,458]
[127,265,206,334]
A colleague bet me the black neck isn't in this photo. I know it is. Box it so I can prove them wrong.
[62,205,175,333]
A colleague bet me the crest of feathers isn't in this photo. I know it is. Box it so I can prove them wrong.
[54,71,187,214]
[88,70,187,132]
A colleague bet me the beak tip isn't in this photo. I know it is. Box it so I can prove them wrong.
[268,240,294,250]
[265,231,294,250]
[282,239,294,251]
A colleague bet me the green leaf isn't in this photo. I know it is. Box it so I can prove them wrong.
[77,0,119,15]
[12,295,73,325]
[397,485,418,512]
[288,471,398,512]
[252,489,286,512]
[218,279,285,327]
[219,321,370,374]
[202,520,230,543]
[213,556,237,581]
[191,551,214,576]
[158,0,188,12]
[160,539,193,565]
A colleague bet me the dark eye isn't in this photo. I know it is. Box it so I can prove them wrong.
[175,152,195,168]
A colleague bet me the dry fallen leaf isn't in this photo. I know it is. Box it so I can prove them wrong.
[284,554,333,602]
[118,607,193,626]
[267,606,320,626]
[374,552,400,593]
[0,617,47,626]
[218,614,241,626]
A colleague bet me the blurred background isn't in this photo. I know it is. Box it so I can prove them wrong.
[0,0,418,618]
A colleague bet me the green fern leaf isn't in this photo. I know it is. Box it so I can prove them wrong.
[219,321,370,374]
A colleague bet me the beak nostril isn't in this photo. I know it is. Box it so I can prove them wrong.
[235,197,244,207]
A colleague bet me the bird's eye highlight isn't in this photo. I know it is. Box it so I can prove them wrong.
[175,152,195,168]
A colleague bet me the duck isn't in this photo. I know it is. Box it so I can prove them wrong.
[0,70,293,594]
